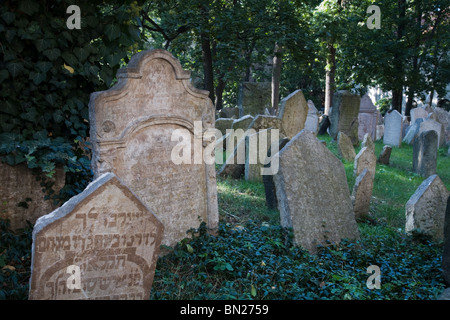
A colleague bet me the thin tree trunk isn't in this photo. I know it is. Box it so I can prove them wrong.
[271,43,283,115]
[215,75,226,111]
[391,0,407,112]
[201,33,215,105]
[324,44,336,116]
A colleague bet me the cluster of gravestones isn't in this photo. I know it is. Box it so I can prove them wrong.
[1,49,449,299]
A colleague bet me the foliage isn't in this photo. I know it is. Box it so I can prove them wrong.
[0,0,143,202]
[375,97,392,117]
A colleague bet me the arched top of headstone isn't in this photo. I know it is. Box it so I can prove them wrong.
[360,94,376,113]
[89,49,214,142]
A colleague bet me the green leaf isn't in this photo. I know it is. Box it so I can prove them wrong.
[73,47,90,62]
[43,48,61,61]
[36,61,53,74]
[7,62,24,78]
[251,284,257,297]
[1,12,15,25]
[186,244,194,254]
[29,71,46,85]
[104,24,121,41]
[0,70,9,83]
[34,38,52,52]
[18,0,40,16]
[61,52,78,66]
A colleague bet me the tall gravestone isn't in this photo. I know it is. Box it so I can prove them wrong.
[413,130,438,178]
[277,90,308,139]
[273,130,360,254]
[329,91,360,145]
[383,110,403,147]
[29,173,164,300]
[405,174,449,241]
[237,82,272,117]
[89,49,219,250]
[305,100,319,134]
[358,94,377,141]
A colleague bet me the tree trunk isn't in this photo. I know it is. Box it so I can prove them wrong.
[271,43,282,115]
[200,33,215,105]
[391,0,407,113]
[215,75,226,111]
[391,89,403,113]
[324,44,336,116]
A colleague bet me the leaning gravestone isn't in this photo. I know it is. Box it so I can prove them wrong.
[361,133,375,151]
[329,90,361,145]
[413,130,438,178]
[410,107,429,125]
[273,130,360,254]
[405,174,449,241]
[89,49,219,250]
[215,118,234,136]
[358,94,377,141]
[383,110,403,147]
[304,100,319,134]
[277,90,308,139]
[0,162,65,231]
[29,173,164,300]
[377,145,392,165]
[337,131,356,162]
[417,119,443,148]
[237,82,272,117]
[354,146,376,180]
[245,129,279,183]
[403,118,424,145]
[351,168,374,219]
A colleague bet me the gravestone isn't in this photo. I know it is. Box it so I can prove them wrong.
[237,82,272,117]
[403,118,424,145]
[245,129,279,183]
[248,115,283,133]
[277,90,308,139]
[351,168,374,219]
[273,130,360,254]
[432,107,450,146]
[0,162,66,231]
[318,115,330,136]
[329,90,360,145]
[417,119,443,148]
[377,145,392,165]
[263,138,290,210]
[354,146,376,180]
[405,174,449,241]
[383,110,403,147]
[358,94,377,141]
[219,107,239,119]
[375,124,384,141]
[361,133,375,151]
[305,100,319,134]
[442,195,450,287]
[337,132,356,162]
[215,118,234,136]
[231,115,254,132]
[29,173,164,300]
[410,107,429,124]
[89,49,219,250]
[413,130,438,178]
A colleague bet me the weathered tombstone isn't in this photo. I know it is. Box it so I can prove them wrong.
[417,119,443,148]
[375,124,384,141]
[337,131,356,162]
[383,110,403,147]
[358,94,377,141]
[237,82,272,117]
[413,130,438,178]
[432,107,450,146]
[405,174,449,241]
[442,195,450,287]
[245,129,279,183]
[377,145,392,165]
[215,118,234,136]
[263,138,290,210]
[0,162,65,231]
[277,90,308,139]
[354,146,376,180]
[89,49,219,250]
[351,168,374,219]
[219,107,239,119]
[403,118,424,145]
[305,100,319,134]
[361,132,375,151]
[247,115,283,133]
[29,173,164,300]
[231,115,254,132]
[402,119,410,139]
[273,130,360,254]
[329,90,361,145]
[410,107,429,124]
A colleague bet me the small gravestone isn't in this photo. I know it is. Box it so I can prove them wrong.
[351,168,374,219]
[405,174,449,241]
[245,129,279,183]
[215,118,234,136]
[403,118,424,145]
[247,115,283,133]
[383,110,403,147]
[219,107,239,119]
[305,100,319,134]
[329,90,361,145]
[89,49,219,249]
[417,119,443,148]
[377,145,392,165]
[0,162,66,231]
[29,173,164,300]
[375,124,384,141]
[273,130,360,254]
[231,115,254,131]
[361,133,375,151]
[354,146,376,180]
[337,132,356,162]
[413,130,438,178]
[442,195,450,287]
[277,90,308,139]
[263,138,290,209]
[358,94,377,141]
[410,107,429,124]
[237,82,272,117]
